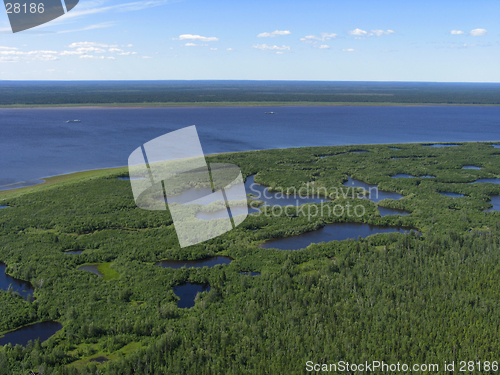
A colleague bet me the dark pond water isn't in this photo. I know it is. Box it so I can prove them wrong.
[472,178,500,184]
[391,174,435,178]
[64,250,84,255]
[90,356,109,363]
[155,256,233,269]
[261,222,415,250]
[486,196,500,212]
[424,144,459,147]
[439,192,467,197]
[343,177,403,203]
[390,147,401,150]
[378,207,410,217]
[246,175,328,207]
[173,283,210,308]
[0,206,9,209]
[239,271,261,276]
[493,145,500,149]
[0,321,62,347]
[0,263,34,300]
[463,166,482,170]
[77,265,102,277]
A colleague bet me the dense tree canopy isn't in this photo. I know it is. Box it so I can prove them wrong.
[1,142,500,374]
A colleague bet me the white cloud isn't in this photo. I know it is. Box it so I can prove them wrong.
[276,51,283,54]
[226,48,233,51]
[60,42,135,57]
[0,56,18,62]
[0,46,18,50]
[79,55,105,59]
[348,28,394,37]
[69,42,111,48]
[371,29,395,36]
[451,30,465,35]
[176,34,219,42]
[319,45,330,49]
[300,35,321,43]
[342,48,356,52]
[252,44,291,51]
[321,32,337,40]
[183,43,207,47]
[142,56,152,59]
[210,48,218,51]
[348,28,368,36]
[300,33,337,43]
[46,69,55,72]
[470,28,487,36]
[0,49,58,61]
[107,56,116,59]
[257,30,291,37]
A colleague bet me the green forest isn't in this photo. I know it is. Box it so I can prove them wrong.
[1,142,500,374]
[1,81,500,106]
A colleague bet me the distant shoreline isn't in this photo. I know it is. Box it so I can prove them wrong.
[1,101,500,109]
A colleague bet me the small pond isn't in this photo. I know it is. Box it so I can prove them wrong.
[493,145,500,149]
[0,263,34,300]
[173,283,210,308]
[391,174,435,178]
[378,207,410,217]
[390,147,401,150]
[0,321,62,347]
[439,192,467,198]
[343,177,403,203]
[261,222,416,250]
[246,175,329,207]
[0,206,9,209]
[472,178,500,184]
[239,271,261,276]
[424,144,459,147]
[462,166,482,170]
[78,265,102,277]
[155,256,233,269]
[64,250,84,255]
[485,196,500,212]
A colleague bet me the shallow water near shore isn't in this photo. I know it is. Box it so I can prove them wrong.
[2,106,500,189]
[0,263,34,300]
[260,222,416,250]
[0,321,62,347]
[343,177,403,203]
[77,265,102,277]
[173,283,210,308]
[246,175,329,206]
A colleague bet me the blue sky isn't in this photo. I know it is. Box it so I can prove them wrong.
[0,0,498,81]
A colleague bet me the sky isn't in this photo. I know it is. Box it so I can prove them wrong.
[0,0,498,81]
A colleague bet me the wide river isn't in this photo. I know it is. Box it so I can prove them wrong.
[1,106,499,188]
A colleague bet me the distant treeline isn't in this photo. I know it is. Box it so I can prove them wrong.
[0,81,500,105]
